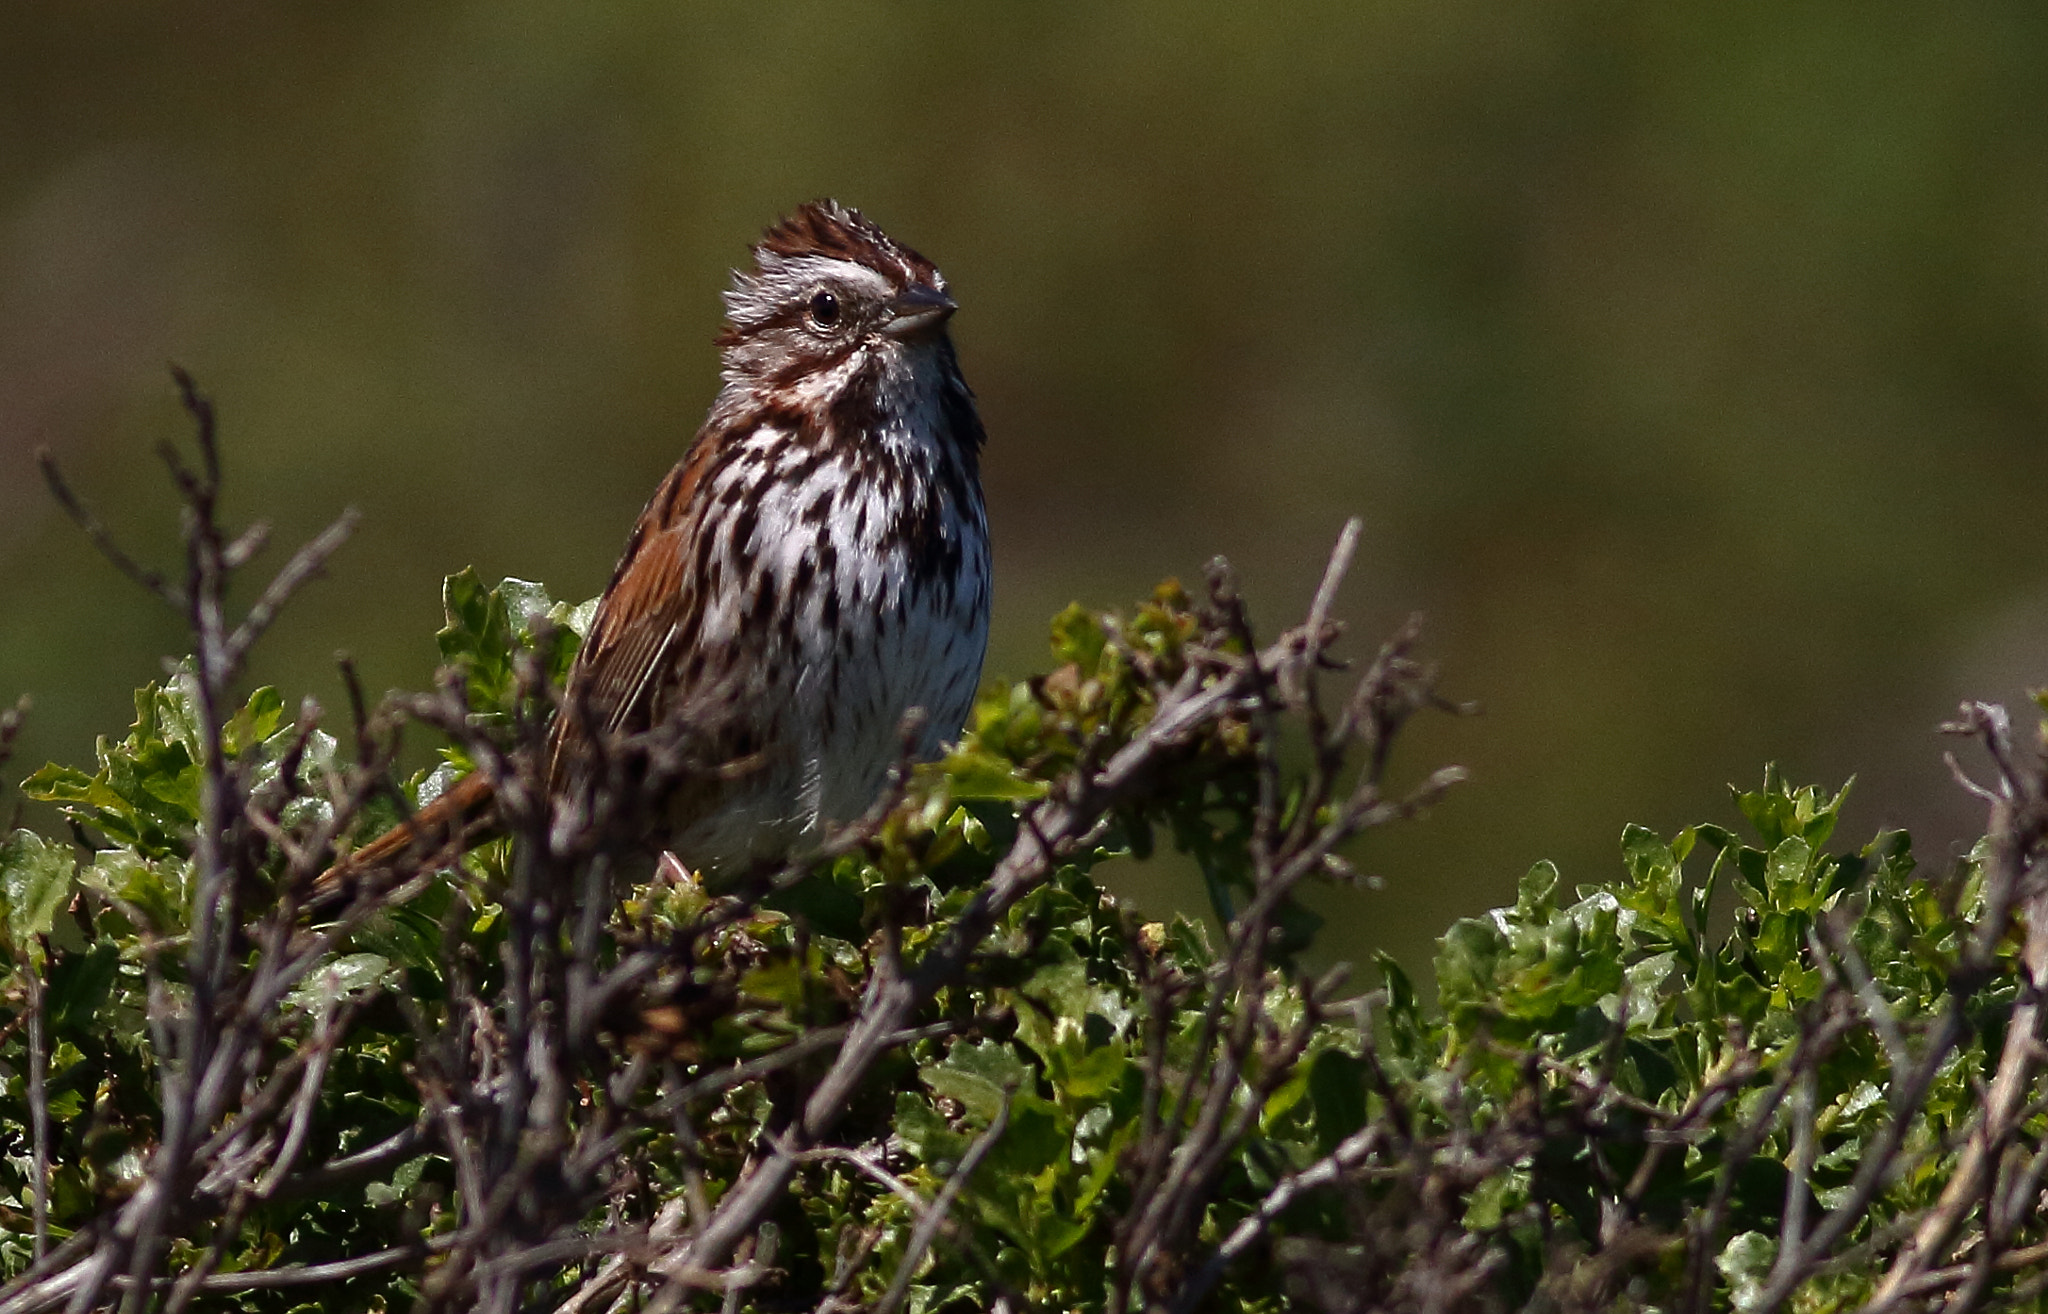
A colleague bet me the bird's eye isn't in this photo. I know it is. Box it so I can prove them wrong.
[808,290,840,328]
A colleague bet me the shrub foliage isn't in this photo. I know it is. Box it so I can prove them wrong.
[0,387,2045,1314]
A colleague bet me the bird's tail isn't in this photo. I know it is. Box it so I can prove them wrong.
[309,770,498,906]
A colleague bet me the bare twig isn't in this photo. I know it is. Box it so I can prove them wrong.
[225,507,360,671]
[875,1086,1015,1314]
[1865,706,2048,1313]
[35,450,180,607]
[22,958,48,1261]
[1169,1124,1386,1314]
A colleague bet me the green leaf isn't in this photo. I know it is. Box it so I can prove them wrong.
[1621,951,1677,1027]
[20,763,94,804]
[222,685,285,757]
[1308,1049,1368,1156]
[1621,826,1675,890]
[497,577,554,630]
[0,829,76,964]
[1516,860,1559,916]
[560,595,598,638]
[364,1154,430,1207]
[81,849,188,935]
[922,1040,1028,1124]
[437,567,513,710]
[1434,915,1505,1018]
[434,572,588,719]
[981,1094,1064,1180]
[1717,1231,1778,1312]
[930,746,1049,802]
[1463,1170,1520,1229]
[287,953,394,1013]
[894,1092,969,1166]
[148,668,205,764]
[19,675,234,857]
[46,942,119,1032]
[1059,1044,1128,1103]
[763,869,866,943]
[1047,603,1109,672]
[1731,766,1851,851]
[1377,950,1417,1020]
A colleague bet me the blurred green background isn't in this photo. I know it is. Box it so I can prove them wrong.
[4,3,2046,977]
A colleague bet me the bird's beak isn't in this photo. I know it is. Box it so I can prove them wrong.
[881,284,957,339]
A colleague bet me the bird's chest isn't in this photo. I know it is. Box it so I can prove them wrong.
[696,438,989,814]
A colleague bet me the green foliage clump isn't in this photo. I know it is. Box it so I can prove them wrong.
[1411,773,1995,1310]
[0,568,2043,1314]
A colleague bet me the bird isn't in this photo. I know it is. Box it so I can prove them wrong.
[318,200,989,896]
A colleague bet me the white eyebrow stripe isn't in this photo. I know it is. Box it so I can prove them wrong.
[724,256,899,328]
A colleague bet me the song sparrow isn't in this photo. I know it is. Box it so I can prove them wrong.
[325,200,988,888]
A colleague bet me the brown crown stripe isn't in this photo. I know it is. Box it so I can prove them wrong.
[754,200,940,290]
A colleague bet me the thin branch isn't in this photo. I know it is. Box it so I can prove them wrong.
[875,1086,1015,1314]
[22,958,48,1261]
[226,506,360,670]
[117,1241,443,1293]
[35,450,180,607]
[1169,1124,1385,1314]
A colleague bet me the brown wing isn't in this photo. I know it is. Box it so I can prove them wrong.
[313,438,724,900]
[546,440,718,795]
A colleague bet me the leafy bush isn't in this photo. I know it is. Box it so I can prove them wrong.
[0,386,2044,1314]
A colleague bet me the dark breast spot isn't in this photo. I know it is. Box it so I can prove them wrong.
[748,574,776,629]
[729,498,759,549]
